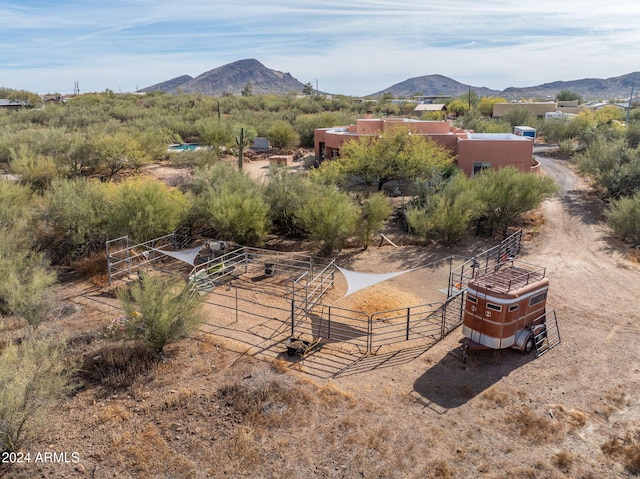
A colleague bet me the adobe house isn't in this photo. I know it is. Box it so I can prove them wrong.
[314,118,537,178]
[492,101,558,119]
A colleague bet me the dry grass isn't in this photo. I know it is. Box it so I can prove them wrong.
[421,459,454,479]
[550,404,587,428]
[506,407,564,443]
[316,382,357,408]
[481,387,510,406]
[602,430,640,474]
[70,253,108,286]
[219,371,312,428]
[78,341,159,394]
[552,450,575,471]
[109,423,196,478]
[600,386,628,419]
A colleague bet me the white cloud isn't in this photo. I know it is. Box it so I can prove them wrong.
[2,0,640,94]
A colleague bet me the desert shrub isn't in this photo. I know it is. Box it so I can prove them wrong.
[0,181,33,228]
[506,408,564,443]
[43,177,114,259]
[552,451,574,471]
[263,166,311,236]
[0,337,73,453]
[606,193,640,244]
[357,192,393,249]
[116,274,204,353]
[575,137,640,199]
[557,139,575,159]
[295,184,359,255]
[405,206,429,238]
[0,228,56,329]
[78,341,159,392]
[9,146,61,192]
[502,107,533,129]
[602,431,640,474]
[191,164,269,245]
[267,120,299,149]
[472,166,558,237]
[218,372,311,427]
[108,177,190,243]
[426,174,479,245]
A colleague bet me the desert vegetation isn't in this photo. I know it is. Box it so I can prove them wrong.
[1,86,639,476]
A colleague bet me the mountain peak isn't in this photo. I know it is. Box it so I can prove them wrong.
[142,59,305,96]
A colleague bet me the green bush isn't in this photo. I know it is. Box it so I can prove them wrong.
[9,145,60,192]
[606,193,640,244]
[426,175,479,245]
[357,193,393,249]
[405,206,429,238]
[108,178,190,243]
[191,164,270,245]
[264,166,310,236]
[295,185,359,255]
[0,337,73,453]
[0,227,56,329]
[116,274,205,353]
[472,166,558,237]
[43,178,114,259]
[267,120,299,149]
[0,181,33,228]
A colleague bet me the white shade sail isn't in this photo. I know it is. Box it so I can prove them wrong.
[151,245,204,266]
[337,266,417,298]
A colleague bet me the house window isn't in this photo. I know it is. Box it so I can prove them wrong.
[473,162,492,175]
[486,302,502,312]
[530,292,547,306]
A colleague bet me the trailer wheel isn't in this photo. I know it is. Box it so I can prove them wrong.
[522,335,535,355]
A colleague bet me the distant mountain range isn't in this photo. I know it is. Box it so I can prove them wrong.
[139,59,639,101]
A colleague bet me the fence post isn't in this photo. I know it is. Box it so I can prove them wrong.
[327,306,331,340]
[406,307,411,341]
[290,282,295,337]
[367,314,373,354]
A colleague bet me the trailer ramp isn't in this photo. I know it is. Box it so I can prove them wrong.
[534,310,561,357]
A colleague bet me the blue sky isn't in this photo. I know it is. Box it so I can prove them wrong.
[1,0,639,96]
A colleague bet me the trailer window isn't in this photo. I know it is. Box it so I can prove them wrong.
[467,295,477,304]
[530,292,547,306]
[508,304,519,312]
[486,303,502,312]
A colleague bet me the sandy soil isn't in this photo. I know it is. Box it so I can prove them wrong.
[7,147,640,478]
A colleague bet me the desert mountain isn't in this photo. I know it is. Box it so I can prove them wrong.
[138,75,193,93]
[369,74,500,99]
[139,59,306,96]
[140,59,639,101]
[500,72,639,101]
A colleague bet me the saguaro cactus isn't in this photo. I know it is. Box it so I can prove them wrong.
[236,127,249,172]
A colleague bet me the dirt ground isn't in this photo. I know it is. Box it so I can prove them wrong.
[7,148,640,478]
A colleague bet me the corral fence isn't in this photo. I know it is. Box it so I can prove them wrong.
[106,230,522,356]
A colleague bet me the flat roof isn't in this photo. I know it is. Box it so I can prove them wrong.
[465,133,532,141]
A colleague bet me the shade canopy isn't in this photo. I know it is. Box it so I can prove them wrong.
[150,245,204,266]
[336,266,417,298]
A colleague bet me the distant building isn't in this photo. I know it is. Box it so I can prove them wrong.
[0,99,27,110]
[314,118,537,179]
[492,102,557,119]
[414,104,447,117]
